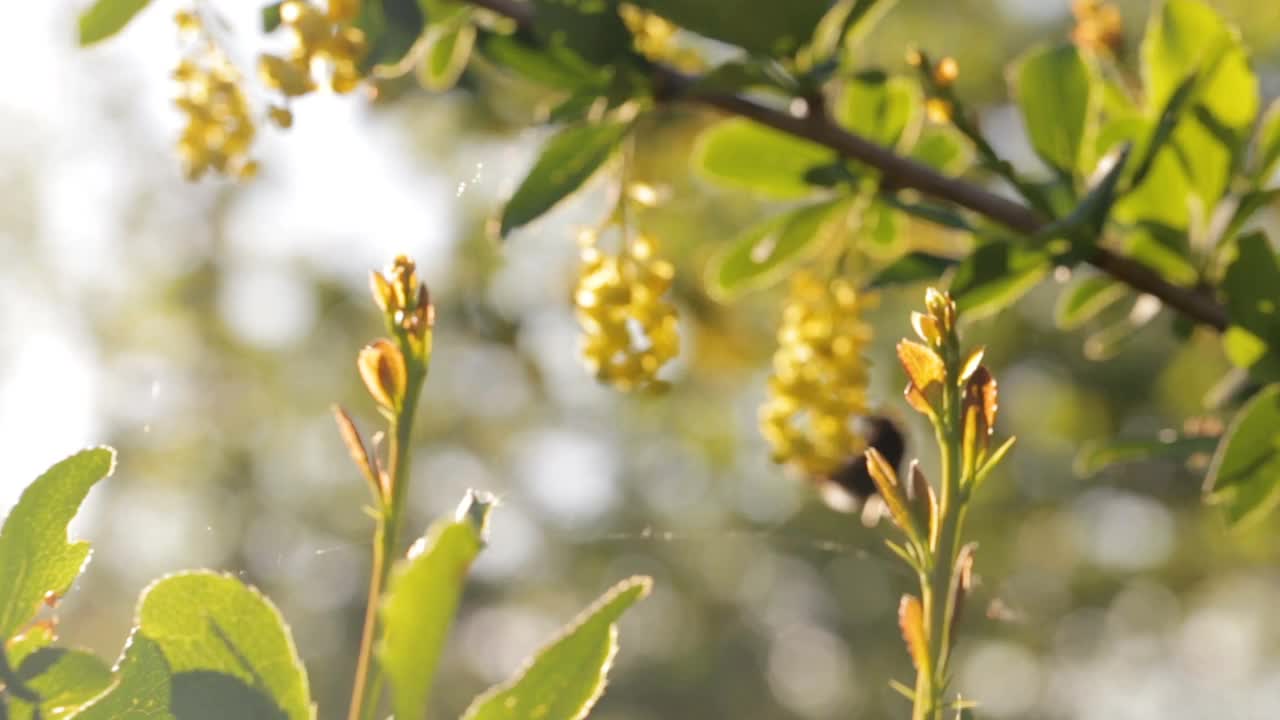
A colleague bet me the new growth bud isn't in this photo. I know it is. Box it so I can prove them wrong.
[369,255,435,363]
[358,339,407,413]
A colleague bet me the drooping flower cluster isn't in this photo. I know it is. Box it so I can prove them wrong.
[760,272,877,478]
[172,10,258,180]
[259,0,367,104]
[573,230,680,392]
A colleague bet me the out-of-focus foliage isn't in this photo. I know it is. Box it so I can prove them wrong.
[5,0,1280,718]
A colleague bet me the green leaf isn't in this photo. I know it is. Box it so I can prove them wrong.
[378,493,491,720]
[135,572,312,720]
[1074,435,1217,476]
[1055,275,1127,330]
[1141,0,1258,205]
[0,448,115,641]
[909,125,973,175]
[478,35,604,93]
[624,0,829,57]
[78,0,151,46]
[1221,232,1280,379]
[690,58,798,96]
[707,198,851,299]
[1142,0,1255,126]
[1206,384,1280,528]
[862,200,903,259]
[836,72,920,150]
[868,252,957,288]
[530,0,632,66]
[948,241,1051,321]
[262,2,283,32]
[68,635,173,720]
[500,119,631,237]
[8,648,113,720]
[356,0,428,71]
[417,15,476,91]
[1014,44,1093,176]
[1118,224,1198,286]
[694,119,834,199]
[1252,99,1280,184]
[461,576,652,720]
[4,625,55,668]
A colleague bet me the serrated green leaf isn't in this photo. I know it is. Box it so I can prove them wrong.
[68,635,173,720]
[417,16,476,91]
[1074,435,1217,476]
[1014,44,1093,176]
[695,119,833,199]
[1055,275,1127,330]
[378,494,489,720]
[0,448,115,641]
[909,125,974,175]
[948,242,1051,320]
[836,72,920,150]
[624,0,828,57]
[8,648,113,720]
[78,0,151,46]
[1206,384,1280,527]
[4,624,55,668]
[461,576,652,720]
[868,252,957,288]
[135,572,312,720]
[500,119,630,237]
[707,198,851,299]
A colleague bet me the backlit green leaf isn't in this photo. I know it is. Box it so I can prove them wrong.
[1252,99,1280,184]
[0,448,115,641]
[1206,384,1280,528]
[1014,44,1094,175]
[460,576,652,720]
[909,125,974,175]
[78,0,151,46]
[135,572,313,720]
[379,493,490,720]
[868,252,957,288]
[501,119,631,237]
[949,242,1051,321]
[707,198,852,299]
[68,635,173,720]
[836,72,920,150]
[417,15,476,91]
[1055,275,1127,330]
[9,648,113,720]
[695,119,834,199]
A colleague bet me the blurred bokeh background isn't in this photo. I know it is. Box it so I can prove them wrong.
[4,1,1280,718]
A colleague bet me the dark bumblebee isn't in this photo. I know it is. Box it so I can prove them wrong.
[825,416,906,505]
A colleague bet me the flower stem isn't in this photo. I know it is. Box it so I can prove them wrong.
[348,377,422,720]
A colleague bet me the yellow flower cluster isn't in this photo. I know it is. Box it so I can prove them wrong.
[760,272,876,477]
[573,231,680,392]
[1071,0,1124,56]
[259,0,367,103]
[172,11,258,180]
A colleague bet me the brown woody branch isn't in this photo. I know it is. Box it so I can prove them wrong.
[465,0,1230,332]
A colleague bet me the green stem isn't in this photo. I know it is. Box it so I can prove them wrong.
[348,375,423,720]
[915,348,966,720]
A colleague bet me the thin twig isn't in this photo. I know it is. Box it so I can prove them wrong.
[463,0,1230,331]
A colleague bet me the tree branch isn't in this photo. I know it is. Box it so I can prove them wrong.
[464,0,1230,332]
